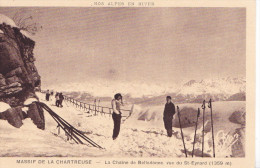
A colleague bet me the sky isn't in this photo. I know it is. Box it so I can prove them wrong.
[0,7,246,87]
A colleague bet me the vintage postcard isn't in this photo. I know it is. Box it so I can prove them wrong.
[0,0,256,168]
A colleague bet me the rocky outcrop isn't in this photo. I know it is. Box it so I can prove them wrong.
[229,107,246,126]
[27,102,45,129]
[0,14,44,129]
[0,107,25,128]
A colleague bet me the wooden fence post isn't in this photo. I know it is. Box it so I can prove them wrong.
[59,95,132,118]
[109,108,111,119]
[94,100,97,116]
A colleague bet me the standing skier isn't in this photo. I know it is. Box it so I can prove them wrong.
[111,93,123,140]
[59,93,64,108]
[163,96,175,137]
[45,90,50,101]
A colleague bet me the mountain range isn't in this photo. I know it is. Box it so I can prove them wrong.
[175,77,246,102]
[50,77,245,104]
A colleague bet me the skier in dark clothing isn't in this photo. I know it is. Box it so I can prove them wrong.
[111,93,123,140]
[163,96,176,137]
[45,90,50,101]
[59,93,64,108]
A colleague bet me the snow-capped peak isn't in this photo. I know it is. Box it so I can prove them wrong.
[177,77,245,96]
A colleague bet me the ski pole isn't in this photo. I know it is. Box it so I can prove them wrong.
[208,99,215,157]
[98,99,100,115]
[177,106,187,157]
[201,100,206,157]
[192,108,200,157]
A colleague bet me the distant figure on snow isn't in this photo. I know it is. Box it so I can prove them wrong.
[55,92,60,107]
[163,96,176,137]
[45,90,50,101]
[111,93,123,140]
[59,93,64,108]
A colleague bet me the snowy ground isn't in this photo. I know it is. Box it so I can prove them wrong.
[0,92,245,157]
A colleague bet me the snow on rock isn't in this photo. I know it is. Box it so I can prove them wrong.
[0,102,11,112]
[20,29,33,39]
[0,14,18,28]
[0,13,32,39]
[22,107,29,112]
[24,98,38,106]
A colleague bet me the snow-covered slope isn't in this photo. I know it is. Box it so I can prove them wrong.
[0,92,244,157]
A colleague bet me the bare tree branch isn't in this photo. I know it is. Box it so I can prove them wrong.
[12,10,42,36]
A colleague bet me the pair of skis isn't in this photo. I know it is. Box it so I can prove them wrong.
[36,102,103,149]
[191,99,215,157]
